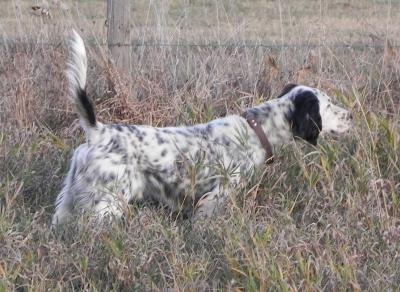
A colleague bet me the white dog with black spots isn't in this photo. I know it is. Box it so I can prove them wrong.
[52,31,352,225]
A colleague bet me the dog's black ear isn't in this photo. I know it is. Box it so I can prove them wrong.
[277,83,298,98]
[290,90,322,145]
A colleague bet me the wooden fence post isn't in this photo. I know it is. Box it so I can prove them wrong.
[107,0,131,76]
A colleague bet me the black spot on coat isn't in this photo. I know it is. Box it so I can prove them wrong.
[77,88,96,126]
[289,90,322,145]
[277,83,298,98]
[114,125,123,132]
[155,132,166,144]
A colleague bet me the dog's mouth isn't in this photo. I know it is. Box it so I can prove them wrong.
[321,122,352,137]
[323,126,351,138]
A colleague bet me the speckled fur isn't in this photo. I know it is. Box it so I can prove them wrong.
[52,31,352,225]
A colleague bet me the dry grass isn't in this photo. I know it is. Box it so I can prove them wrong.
[1,0,399,290]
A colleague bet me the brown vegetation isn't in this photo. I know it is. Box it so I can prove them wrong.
[0,0,399,290]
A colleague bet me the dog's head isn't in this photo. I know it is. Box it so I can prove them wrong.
[278,84,352,145]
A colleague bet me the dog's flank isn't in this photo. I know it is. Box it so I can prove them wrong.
[52,31,352,226]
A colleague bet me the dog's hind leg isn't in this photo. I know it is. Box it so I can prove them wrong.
[52,188,74,226]
[52,154,80,226]
[90,171,145,222]
[91,192,126,221]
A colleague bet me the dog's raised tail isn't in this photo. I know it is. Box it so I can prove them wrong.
[66,30,97,136]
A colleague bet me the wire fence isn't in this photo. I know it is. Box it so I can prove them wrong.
[0,40,398,50]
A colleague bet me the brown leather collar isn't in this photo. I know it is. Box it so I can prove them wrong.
[242,112,274,164]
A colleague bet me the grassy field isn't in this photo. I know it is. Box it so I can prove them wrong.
[1,0,399,290]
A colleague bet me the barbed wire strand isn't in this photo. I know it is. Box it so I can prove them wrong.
[0,40,398,49]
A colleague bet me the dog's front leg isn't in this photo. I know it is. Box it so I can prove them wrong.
[194,187,227,219]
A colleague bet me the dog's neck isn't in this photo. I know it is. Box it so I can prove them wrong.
[244,98,294,147]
